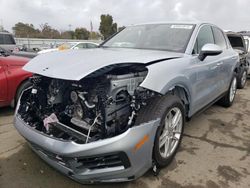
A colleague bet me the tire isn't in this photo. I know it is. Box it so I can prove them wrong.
[135,94,185,167]
[219,75,237,107]
[15,80,31,105]
[237,69,247,89]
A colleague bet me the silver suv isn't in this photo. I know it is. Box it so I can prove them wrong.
[0,32,18,52]
[14,22,238,183]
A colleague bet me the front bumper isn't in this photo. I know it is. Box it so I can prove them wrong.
[14,115,160,183]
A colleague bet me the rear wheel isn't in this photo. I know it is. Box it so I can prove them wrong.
[135,94,185,167]
[219,75,237,107]
[237,69,247,89]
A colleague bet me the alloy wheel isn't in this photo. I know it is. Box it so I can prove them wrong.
[241,71,247,87]
[159,107,183,158]
[229,77,237,102]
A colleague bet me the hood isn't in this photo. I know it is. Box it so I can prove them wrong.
[3,55,30,66]
[24,48,182,80]
[38,48,58,54]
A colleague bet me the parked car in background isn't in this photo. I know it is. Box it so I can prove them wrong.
[243,36,250,75]
[11,50,38,59]
[15,22,238,183]
[244,36,250,52]
[0,32,19,52]
[0,32,37,58]
[37,41,99,54]
[227,32,249,88]
[0,47,32,107]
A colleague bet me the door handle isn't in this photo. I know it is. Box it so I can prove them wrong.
[211,66,218,70]
[231,56,237,60]
[217,62,224,66]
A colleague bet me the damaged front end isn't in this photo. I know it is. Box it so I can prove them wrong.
[17,64,157,145]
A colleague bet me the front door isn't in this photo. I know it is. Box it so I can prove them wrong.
[190,25,222,113]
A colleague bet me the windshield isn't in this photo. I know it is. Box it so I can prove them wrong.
[58,42,77,50]
[102,24,195,52]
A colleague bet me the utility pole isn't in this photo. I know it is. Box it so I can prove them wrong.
[0,19,3,31]
[68,24,72,31]
[90,20,93,40]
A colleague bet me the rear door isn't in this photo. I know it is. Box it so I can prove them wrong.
[211,27,232,93]
[191,25,222,112]
[0,57,8,105]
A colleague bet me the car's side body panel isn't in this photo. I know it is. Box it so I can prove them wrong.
[0,55,31,107]
[0,59,8,105]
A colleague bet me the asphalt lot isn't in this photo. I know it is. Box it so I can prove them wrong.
[0,85,250,188]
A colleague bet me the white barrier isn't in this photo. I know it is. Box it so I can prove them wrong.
[14,37,102,49]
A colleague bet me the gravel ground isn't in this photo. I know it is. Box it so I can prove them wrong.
[0,84,250,188]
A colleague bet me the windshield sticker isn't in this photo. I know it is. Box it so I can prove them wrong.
[171,25,193,29]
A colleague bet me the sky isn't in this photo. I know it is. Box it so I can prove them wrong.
[0,0,250,33]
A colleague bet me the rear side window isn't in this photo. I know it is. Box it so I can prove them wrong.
[193,25,214,54]
[212,27,227,49]
[0,34,15,44]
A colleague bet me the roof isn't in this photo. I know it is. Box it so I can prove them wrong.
[130,21,209,27]
[226,32,244,37]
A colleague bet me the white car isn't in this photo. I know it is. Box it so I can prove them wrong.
[38,42,98,54]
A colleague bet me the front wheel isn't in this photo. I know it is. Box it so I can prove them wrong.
[135,94,185,167]
[15,80,31,106]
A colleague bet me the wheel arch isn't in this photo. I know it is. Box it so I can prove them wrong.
[167,85,191,118]
[141,75,192,117]
[11,78,30,107]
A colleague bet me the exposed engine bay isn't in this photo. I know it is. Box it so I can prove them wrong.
[17,65,156,144]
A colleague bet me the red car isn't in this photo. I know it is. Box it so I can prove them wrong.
[0,48,32,107]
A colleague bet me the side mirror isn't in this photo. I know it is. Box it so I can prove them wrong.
[73,47,79,50]
[198,44,222,61]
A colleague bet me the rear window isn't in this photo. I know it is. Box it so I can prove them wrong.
[0,34,16,44]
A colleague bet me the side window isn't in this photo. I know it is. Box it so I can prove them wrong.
[212,27,227,49]
[87,43,97,48]
[75,43,87,49]
[193,25,214,54]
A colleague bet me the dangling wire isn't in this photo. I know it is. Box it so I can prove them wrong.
[85,113,101,143]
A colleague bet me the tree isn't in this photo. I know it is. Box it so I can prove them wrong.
[118,26,126,32]
[39,23,60,39]
[12,22,40,38]
[99,14,117,39]
[74,27,90,40]
[60,31,74,39]
[90,31,102,40]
